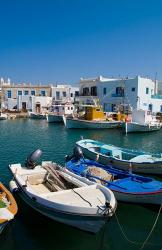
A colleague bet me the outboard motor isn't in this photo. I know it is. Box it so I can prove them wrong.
[65,146,83,162]
[73,146,83,160]
[25,149,42,169]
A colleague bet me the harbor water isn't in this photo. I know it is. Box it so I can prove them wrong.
[0,119,162,250]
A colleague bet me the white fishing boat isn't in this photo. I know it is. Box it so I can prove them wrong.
[47,102,75,123]
[29,112,46,119]
[0,112,7,120]
[76,139,162,174]
[125,109,161,133]
[9,150,117,233]
[63,106,121,129]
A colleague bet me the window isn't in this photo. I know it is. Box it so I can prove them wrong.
[63,91,66,97]
[103,87,107,95]
[31,90,35,96]
[18,90,22,96]
[75,91,79,96]
[146,88,149,94]
[90,86,97,96]
[56,91,60,99]
[149,104,152,112]
[116,87,124,96]
[70,93,73,97]
[7,90,12,98]
[41,90,46,96]
[24,90,29,95]
[83,87,90,96]
[71,107,73,110]
[160,105,162,112]
[132,87,135,92]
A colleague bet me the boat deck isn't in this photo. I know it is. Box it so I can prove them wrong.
[41,186,105,208]
[30,183,51,194]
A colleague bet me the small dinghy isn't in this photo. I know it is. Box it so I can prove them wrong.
[0,182,18,234]
[9,150,117,233]
[76,139,162,175]
[65,147,162,205]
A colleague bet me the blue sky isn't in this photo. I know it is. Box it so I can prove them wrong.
[0,0,162,84]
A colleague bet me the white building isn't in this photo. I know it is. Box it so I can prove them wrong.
[78,75,162,113]
[17,96,52,112]
[51,85,79,103]
[0,79,79,112]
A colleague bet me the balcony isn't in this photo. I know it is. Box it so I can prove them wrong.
[151,94,162,99]
[111,93,125,97]
[75,96,99,106]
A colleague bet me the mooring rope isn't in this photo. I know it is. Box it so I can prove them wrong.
[71,189,92,207]
[140,203,162,249]
[114,204,162,248]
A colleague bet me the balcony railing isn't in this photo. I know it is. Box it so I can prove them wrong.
[151,95,162,99]
[80,93,98,97]
[111,93,125,97]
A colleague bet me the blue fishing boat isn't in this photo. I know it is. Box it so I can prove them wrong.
[76,139,162,175]
[65,148,162,204]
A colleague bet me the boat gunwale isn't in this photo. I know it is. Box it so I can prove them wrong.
[76,139,162,164]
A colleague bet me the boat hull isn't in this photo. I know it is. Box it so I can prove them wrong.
[47,114,63,123]
[16,186,108,233]
[0,116,7,120]
[79,146,162,174]
[30,113,46,119]
[125,122,160,133]
[0,222,8,234]
[112,190,162,204]
[66,158,162,204]
[64,117,121,129]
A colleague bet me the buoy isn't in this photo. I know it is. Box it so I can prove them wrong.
[9,180,19,193]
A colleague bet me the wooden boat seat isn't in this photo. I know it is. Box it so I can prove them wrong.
[27,173,46,185]
[29,183,51,194]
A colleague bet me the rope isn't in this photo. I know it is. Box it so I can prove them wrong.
[140,203,162,249]
[71,189,92,207]
[114,204,162,248]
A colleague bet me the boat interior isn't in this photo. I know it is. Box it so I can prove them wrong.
[0,183,17,223]
[21,170,85,194]
[89,145,138,160]
[0,187,10,208]
[19,169,108,208]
